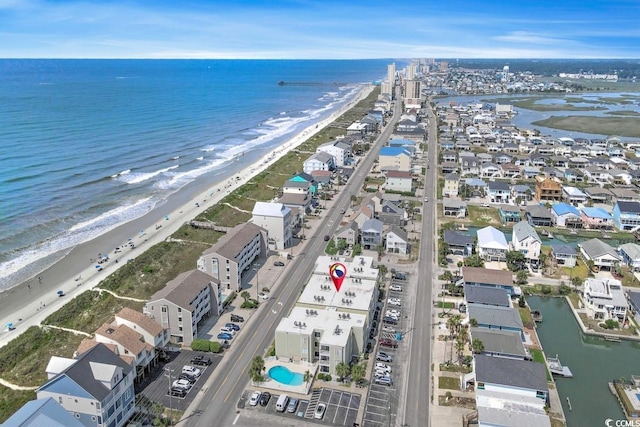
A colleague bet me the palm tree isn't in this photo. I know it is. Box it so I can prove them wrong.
[240,291,251,302]
[335,362,350,382]
[351,363,366,385]
[248,356,265,385]
[469,318,478,327]
[303,370,312,386]
[471,339,485,354]
[454,337,466,366]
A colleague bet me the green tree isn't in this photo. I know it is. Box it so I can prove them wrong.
[518,295,526,308]
[325,238,338,255]
[571,276,582,290]
[506,250,526,271]
[303,370,313,386]
[351,363,366,385]
[471,339,485,354]
[352,243,362,256]
[464,254,484,268]
[248,356,265,385]
[376,244,385,257]
[335,362,351,382]
[240,291,251,302]
[441,270,454,283]
[469,318,478,327]
[455,337,466,366]
[377,264,388,279]
[516,270,529,285]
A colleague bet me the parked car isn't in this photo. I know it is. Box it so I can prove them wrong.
[382,325,396,333]
[258,292,270,300]
[324,235,330,241]
[220,326,237,335]
[170,387,187,397]
[389,284,403,292]
[314,403,327,420]
[386,309,401,317]
[249,391,261,406]
[259,391,271,406]
[375,363,392,373]
[388,298,402,306]
[225,323,240,331]
[230,314,244,322]
[190,354,212,366]
[393,273,406,280]
[374,376,393,386]
[287,397,299,413]
[382,316,398,325]
[178,373,197,383]
[217,332,233,341]
[376,352,393,362]
[379,338,398,348]
[172,379,192,390]
[274,261,285,267]
[481,202,490,207]
[181,366,202,377]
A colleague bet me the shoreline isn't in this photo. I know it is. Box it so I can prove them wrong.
[0,83,375,347]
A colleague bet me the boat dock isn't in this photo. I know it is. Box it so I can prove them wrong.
[531,309,543,322]
[547,355,573,378]
[604,335,621,342]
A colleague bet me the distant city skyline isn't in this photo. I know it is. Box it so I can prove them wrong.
[1,0,639,59]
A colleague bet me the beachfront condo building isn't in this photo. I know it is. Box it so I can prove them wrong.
[403,79,422,109]
[38,343,135,427]
[143,269,221,345]
[387,63,396,83]
[251,201,293,250]
[274,255,379,376]
[197,222,268,292]
[316,140,352,167]
[302,151,336,175]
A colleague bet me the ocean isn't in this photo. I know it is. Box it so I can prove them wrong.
[0,59,390,291]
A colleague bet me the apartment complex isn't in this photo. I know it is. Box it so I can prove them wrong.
[251,201,292,250]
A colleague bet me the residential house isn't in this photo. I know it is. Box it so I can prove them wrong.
[498,205,521,224]
[114,307,169,355]
[346,205,374,230]
[477,226,509,262]
[385,226,409,255]
[562,186,588,206]
[501,163,521,179]
[470,328,527,360]
[551,244,577,268]
[289,172,317,196]
[612,201,640,232]
[584,187,614,204]
[473,354,549,406]
[309,170,331,188]
[494,153,513,164]
[487,181,511,204]
[278,192,312,215]
[282,179,311,197]
[444,230,474,256]
[379,201,405,226]
[618,243,640,271]
[475,389,551,427]
[442,200,467,218]
[441,150,457,163]
[461,267,515,296]
[627,291,640,325]
[468,304,524,339]
[302,151,336,174]
[384,170,413,193]
[480,163,502,179]
[610,188,640,203]
[564,168,585,183]
[534,176,562,202]
[464,285,510,307]
[378,147,411,172]
[511,184,532,202]
[361,218,384,249]
[1,397,85,427]
[252,201,293,250]
[38,344,135,427]
[334,221,359,247]
[443,173,459,197]
[551,203,583,228]
[143,269,221,345]
[460,154,480,176]
[581,207,613,230]
[579,238,621,272]
[582,278,628,322]
[512,221,541,263]
[584,166,612,184]
[93,323,154,381]
[525,205,553,227]
[317,140,351,167]
[197,222,268,292]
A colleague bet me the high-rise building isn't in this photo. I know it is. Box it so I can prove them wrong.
[405,79,422,99]
[405,64,417,80]
[502,65,510,82]
[387,63,396,82]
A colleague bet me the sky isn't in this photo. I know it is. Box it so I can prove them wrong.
[0,0,639,59]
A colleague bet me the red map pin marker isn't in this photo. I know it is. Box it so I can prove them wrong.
[329,262,347,292]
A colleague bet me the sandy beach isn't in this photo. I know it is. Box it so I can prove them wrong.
[0,84,375,347]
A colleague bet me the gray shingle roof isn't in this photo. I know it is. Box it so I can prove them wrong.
[468,304,524,330]
[580,238,619,260]
[475,354,549,393]
[150,269,214,311]
[471,328,526,357]
[513,220,541,243]
[202,222,265,260]
[464,285,510,307]
[444,230,474,247]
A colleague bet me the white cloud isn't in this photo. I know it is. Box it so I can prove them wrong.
[493,31,572,45]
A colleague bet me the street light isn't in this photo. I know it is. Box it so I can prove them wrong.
[164,367,175,424]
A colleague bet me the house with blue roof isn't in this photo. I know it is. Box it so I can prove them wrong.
[289,172,317,195]
[612,201,640,232]
[2,397,85,427]
[37,343,135,427]
[581,207,613,230]
[378,147,411,172]
[551,244,577,268]
[388,138,417,156]
[551,203,582,228]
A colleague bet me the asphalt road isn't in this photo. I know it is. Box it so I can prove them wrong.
[184,93,403,427]
[400,99,438,427]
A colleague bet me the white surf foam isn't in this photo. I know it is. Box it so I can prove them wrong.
[117,165,179,184]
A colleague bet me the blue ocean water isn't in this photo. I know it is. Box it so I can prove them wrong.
[0,59,389,290]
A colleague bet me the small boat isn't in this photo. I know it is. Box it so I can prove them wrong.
[547,355,573,377]
[569,229,578,235]
[458,224,468,231]
[547,231,554,239]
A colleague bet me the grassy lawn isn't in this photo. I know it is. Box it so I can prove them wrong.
[567,292,581,309]
[530,348,552,381]
[438,376,461,390]
[44,291,144,333]
[98,242,208,300]
[436,301,456,309]
[0,326,84,387]
[518,306,535,328]
[578,313,638,336]
[466,205,501,227]
[0,386,36,423]
[532,116,640,138]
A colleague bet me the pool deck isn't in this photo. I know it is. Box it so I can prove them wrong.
[256,358,318,395]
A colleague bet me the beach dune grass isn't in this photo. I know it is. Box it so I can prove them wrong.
[0,326,84,387]
[0,386,36,422]
[532,115,640,138]
[98,242,209,300]
[44,291,144,333]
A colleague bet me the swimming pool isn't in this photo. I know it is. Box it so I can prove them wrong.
[268,365,304,386]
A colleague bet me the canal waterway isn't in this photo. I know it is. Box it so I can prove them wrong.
[529,296,640,426]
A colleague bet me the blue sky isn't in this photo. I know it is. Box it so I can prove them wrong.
[1,0,639,58]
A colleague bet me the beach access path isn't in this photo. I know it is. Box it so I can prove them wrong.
[0,84,375,349]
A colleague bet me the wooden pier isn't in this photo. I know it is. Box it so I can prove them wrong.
[548,355,573,378]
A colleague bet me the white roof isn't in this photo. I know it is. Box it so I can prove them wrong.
[477,226,508,250]
[252,201,290,218]
[563,186,587,197]
[46,356,77,378]
[277,307,365,347]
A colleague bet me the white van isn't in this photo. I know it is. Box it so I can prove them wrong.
[275,394,289,412]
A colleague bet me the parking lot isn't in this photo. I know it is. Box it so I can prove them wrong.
[242,388,359,426]
[136,349,223,411]
[362,271,409,427]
